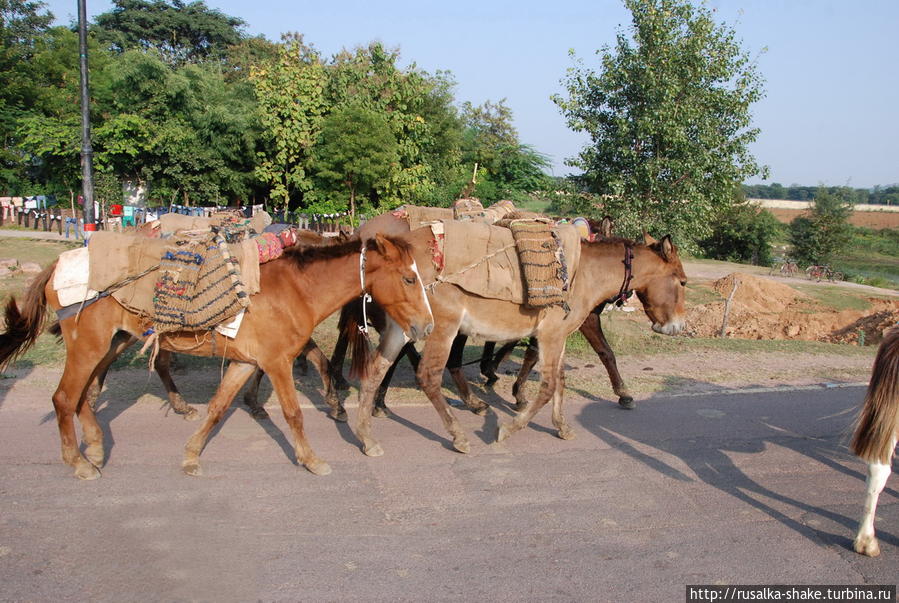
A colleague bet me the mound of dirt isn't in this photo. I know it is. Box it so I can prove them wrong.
[686,273,899,345]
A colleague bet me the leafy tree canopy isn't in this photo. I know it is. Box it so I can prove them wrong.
[93,0,246,65]
[553,0,767,247]
[789,188,854,266]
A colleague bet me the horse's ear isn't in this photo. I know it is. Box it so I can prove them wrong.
[642,231,658,245]
[373,233,400,262]
[599,216,613,238]
[660,235,675,260]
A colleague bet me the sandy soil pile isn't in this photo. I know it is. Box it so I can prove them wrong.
[685,273,899,344]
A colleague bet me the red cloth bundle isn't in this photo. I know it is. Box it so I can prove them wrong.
[255,232,284,263]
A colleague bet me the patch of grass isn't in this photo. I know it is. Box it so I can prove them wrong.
[15,333,68,368]
[791,284,883,312]
[686,282,723,307]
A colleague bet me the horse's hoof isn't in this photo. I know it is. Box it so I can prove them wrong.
[84,446,105,468]
[363,442,384,457]
[484,375,499,387]
[618,396,636,410]
[305,459,332,476]
[453,438,471,454]
[497,423,512,443]
[853,536,880,557]
[182,461,202,477]
[249,407,270,421]
[181,408,200,421]
[513,399,528,412]
[558,427,576,441]
[372,406,390,418]
[75,461,101,480]
[329,407,348,422]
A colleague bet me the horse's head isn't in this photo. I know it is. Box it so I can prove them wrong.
[634,234,687,336]
[364,233,434,342]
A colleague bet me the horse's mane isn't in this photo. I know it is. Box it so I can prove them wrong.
[281,233,412,266]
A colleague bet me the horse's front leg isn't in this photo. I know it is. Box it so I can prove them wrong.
[264,357,331,476]
[182,361,257,476]
[356,319,408,456]
[154,349,200,420]
[446,334,489,416]
[417,322,471,454]
[372,341,419,418]
[853,457,893,556]
[301,339,344,422]
[498,338,564,444]
[511,337,539,410]
[241,368,269,420]
[580,311,633,409]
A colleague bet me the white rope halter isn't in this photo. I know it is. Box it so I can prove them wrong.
[358,244,372,335]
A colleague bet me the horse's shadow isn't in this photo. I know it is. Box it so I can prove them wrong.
[37,357,339,467]
[573,376,899,555]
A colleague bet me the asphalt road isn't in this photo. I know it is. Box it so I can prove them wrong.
[0,370,896,601]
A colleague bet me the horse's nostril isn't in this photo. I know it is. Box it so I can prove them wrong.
[423,323,433,338]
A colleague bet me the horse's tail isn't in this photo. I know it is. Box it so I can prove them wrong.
[851,327,899,464]
[339,299,371,381]
[0,261,56,370]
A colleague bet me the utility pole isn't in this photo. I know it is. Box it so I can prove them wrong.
[78,0,96,241]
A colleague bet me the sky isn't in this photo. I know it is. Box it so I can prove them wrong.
[45,0,899,188]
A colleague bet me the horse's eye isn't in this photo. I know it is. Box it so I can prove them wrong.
[403,275,417,285]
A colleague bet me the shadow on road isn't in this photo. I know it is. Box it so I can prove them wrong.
[573,376,899,554]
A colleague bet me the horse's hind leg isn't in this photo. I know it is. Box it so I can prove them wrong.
[183,361,257,476]
[53,333,115,480]
[853,456,893,556]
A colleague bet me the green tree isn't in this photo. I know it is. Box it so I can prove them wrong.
[789,188,854,266]
[698,202,781,266]
[93,0,246,66]
[313,103,399,224]
[553,0,767,247]
[250,37,326,208]
[0,0,53,192]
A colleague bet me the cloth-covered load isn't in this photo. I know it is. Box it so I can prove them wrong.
[63,231,260,335]
[426,220,581,307]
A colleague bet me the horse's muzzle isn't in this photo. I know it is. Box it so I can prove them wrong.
[408,321,434,342]
[652,319,685,336]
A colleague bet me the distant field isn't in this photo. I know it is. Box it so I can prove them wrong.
[751,199,899,229]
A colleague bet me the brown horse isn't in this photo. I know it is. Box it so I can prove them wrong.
[47,228,349,423]
[353,226,686,457]
[850,326,899,556]
[332,213,636,413]
[0,234,433,479]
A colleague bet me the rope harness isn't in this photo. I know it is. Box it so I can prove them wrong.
[609,243,634,307]
[358,245,372,336]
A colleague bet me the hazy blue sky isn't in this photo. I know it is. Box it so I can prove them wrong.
[46,0,899,188]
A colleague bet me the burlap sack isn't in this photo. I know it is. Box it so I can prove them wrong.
[84,231,260,318]
[429,221,581,305]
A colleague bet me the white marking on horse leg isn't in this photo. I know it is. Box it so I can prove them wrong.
[854,454,893,556]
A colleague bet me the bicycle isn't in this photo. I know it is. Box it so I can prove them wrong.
[806,264,843,282]
[770,258,798,277]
